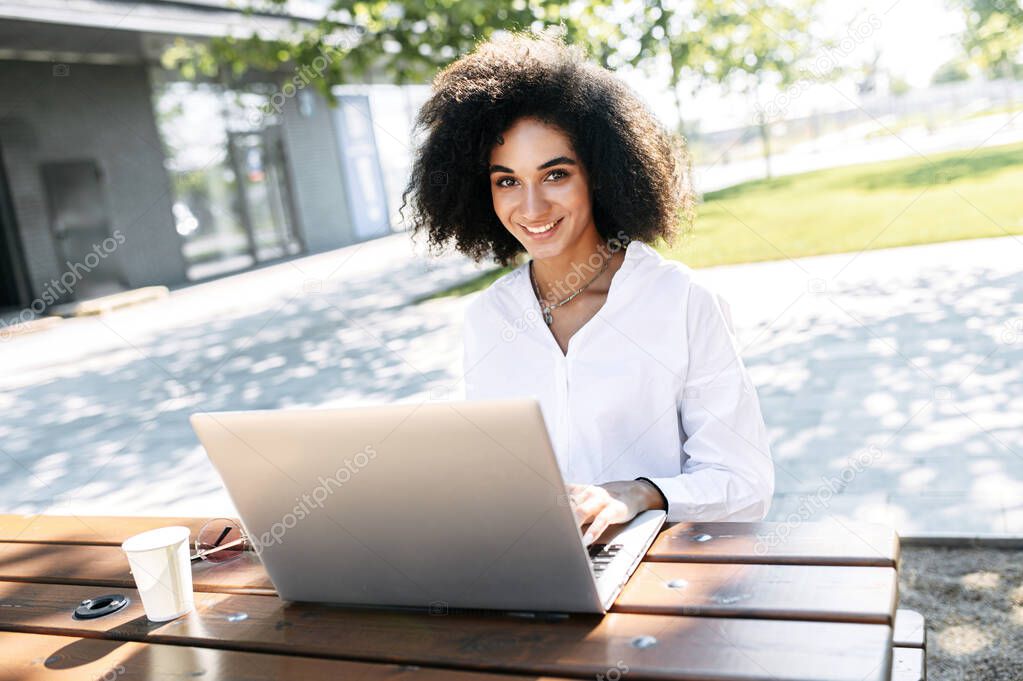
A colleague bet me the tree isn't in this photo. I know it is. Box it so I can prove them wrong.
[697,0,822,179]
[613,0,713,139]
[164,0,827,184]
[931,57,972,84]
[615,0,824,177]
[959,0,1023,78]
[889,75,912,97]
[161,0,619,101]
[957,0,1023,111]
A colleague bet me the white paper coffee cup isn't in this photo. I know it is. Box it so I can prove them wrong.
[121,526,195,622]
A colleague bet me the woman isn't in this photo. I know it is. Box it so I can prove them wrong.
[402,28,773,546]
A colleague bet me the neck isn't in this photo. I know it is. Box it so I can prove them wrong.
[530,229,621,303]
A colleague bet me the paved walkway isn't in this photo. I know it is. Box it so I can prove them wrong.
[1,232,1021,535]
[700,235,1023,536]
[0,232,489,518]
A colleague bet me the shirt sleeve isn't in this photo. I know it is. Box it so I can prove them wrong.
[642,278,775,522]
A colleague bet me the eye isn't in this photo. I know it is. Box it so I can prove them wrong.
[494,169,568,188]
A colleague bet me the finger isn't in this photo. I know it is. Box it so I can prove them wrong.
[565,483,594,506]
[583,508,614,546]
[573,495,606,528]
[565,484,595,515]
[565,482,587,495]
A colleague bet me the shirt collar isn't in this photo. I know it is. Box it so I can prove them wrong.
[511,237,654,310]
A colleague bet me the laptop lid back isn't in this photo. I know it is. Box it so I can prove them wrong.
[190,399,604,613]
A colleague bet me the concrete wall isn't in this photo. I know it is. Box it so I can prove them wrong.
[0,59,187,302]
[280,91,356,253]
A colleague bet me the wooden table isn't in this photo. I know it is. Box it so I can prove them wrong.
[0,515,913,680]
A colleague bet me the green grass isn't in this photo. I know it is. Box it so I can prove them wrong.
[417,266,513,302]
[425,140,1023,299]
[672,140,1023,268]
[960,102,1023,122]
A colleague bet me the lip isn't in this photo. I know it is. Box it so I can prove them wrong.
[519,216,563,240]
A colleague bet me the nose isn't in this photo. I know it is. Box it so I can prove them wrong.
[521,183,552,220]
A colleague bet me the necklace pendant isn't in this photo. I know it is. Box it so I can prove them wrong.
[528,253,609,328]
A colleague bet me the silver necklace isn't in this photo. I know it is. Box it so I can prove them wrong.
[529,253,610,326]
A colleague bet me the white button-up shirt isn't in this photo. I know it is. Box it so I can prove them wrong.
[461,239,774,522]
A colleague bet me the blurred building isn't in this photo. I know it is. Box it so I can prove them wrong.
[0,0,394,314]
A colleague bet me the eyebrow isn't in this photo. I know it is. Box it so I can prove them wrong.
[488,156,577,174]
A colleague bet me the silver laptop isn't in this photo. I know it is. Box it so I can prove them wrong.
[190,398,666,614]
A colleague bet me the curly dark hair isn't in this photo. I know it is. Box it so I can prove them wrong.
[400,25,695,267]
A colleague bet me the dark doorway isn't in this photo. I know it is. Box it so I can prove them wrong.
[0,140,31,311]
[40,160,127,300]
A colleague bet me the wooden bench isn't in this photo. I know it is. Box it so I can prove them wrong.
[893,608,926,649]
[892,608,928,680]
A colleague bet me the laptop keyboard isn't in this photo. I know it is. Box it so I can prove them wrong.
[587,542,624,579]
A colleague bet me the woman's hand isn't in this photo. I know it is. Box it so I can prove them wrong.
[566,480,666,546]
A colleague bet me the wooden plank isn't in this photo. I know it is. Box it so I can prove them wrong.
[892,647,924,681]
[0,631,570,680]
[0,542,274,595]
[0,515,212,546]
[3,516,901,567]
[614,563,897,624]
[0,580,893,681]
[652,521,900,567]
[893,609,926,649]
[0,543,897,624]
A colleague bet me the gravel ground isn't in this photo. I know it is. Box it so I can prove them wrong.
[900,545,1023,680]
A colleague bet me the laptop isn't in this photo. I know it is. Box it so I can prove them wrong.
[190,398,666,615]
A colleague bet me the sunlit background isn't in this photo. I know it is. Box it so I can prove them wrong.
[0,0,1020,544]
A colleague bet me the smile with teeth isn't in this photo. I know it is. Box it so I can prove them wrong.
[520,217,563,234]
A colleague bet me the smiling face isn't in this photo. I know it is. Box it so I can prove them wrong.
[488,117,599,261]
